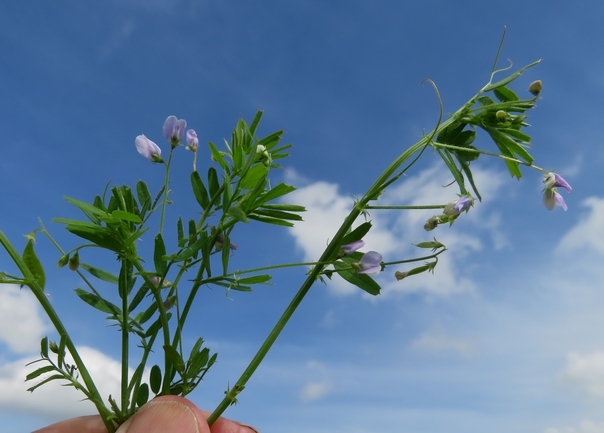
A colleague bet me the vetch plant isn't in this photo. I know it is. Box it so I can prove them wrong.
[0,32,573,432]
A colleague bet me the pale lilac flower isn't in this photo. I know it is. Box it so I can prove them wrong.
[186,129,199,151]
[443,195,474,216]
[216,233,238,251]
[135,135,163,162]
[543,172,572,192]
[543,189,568,211]
[543,172,571,211]
[358,251,383,275]
[163,115,187,146]
[340,240,365,256]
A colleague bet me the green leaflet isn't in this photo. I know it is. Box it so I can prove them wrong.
[191,171,210,210]
[80,263,119,284]
[74,288,121,315]
[333,261,381,296]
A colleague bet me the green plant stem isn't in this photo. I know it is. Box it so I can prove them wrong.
[0,231,116,433]
[430,142,547,172]
[127,255,172,394]
[207,100,469,425]
[159,152,174,235]
[120,260,130,415]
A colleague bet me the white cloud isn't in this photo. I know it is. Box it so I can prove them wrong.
[99,20,136,61]
[409,329,479,358]
[557,197,604,255]
[0,346,128,421]
[544,420,604,433]
[300,381,333,403]
[284,163,508,298]
[557,351,604,398]
[0,285,49,354]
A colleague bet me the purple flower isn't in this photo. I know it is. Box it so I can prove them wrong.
[358,251,383,275]
[543,189,568,211]
[135,135,163,162]
[163,115,187,146]
[340,240,365,256]
[443,195,474,216]
[216,233,238,251]
[543,172,571,211]
[543,172,572,192]
[186,129,199,151]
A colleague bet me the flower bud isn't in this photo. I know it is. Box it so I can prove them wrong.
[424,216,440,231]
[186,129,199,152]
[57,254,70,269]
[340,240,365,256]
[511,115,527,124]
[163,295,177,311]
[68,252,80,271]
[528,80,542,97]
[395,271,408,281]
[496,110,507,122]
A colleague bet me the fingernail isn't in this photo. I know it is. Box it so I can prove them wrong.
[238,422,260,433]
[117,400,199,433]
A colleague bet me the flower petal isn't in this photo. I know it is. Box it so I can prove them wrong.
[341,240,365,255]
[358,251,383,274]
[135,135,161,161]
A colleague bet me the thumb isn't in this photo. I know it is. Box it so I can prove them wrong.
[117,396,210,433]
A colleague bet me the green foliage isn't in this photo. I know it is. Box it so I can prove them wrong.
[0,54,553,432]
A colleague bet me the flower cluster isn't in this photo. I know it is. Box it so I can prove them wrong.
[135,115,198,162]
[542,172,572,211]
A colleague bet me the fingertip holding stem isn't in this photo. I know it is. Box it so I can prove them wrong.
[117,397,205,433]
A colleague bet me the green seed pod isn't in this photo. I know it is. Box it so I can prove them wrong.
[496,110,507,122]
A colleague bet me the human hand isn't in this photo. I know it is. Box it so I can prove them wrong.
[32,396,258,433]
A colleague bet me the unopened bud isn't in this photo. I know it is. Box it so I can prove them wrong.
[511,115,527,124]
[163,296,176,311]
[57,254,70,269]
[496,110,507,122]
[395,271,408,281]
[68,252,80,271]
[528,80,542,97]
[424,216,440,231]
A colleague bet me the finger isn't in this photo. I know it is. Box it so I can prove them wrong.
[32,415,108,433]
[197,409,259,433]
[117,396,210,433]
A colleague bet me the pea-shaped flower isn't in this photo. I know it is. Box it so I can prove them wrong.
[135,135,163,163]
[443,195,474,216]
[186,129,199,152]
[543,189,567,211]
[163,115,187,147]
[340,240,365,256]
[543,172,572,192]
[543,172,571,211]
[358,251,383,275]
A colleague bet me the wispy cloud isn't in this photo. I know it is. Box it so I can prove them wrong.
[556,197,604,255]
[284,163,508,298]
[99,20,136,61]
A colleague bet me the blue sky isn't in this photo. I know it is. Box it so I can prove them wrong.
[1,1,604,432]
